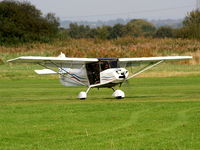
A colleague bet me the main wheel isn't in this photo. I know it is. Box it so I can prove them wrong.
[112,90,125,99]
[78,92,87,100]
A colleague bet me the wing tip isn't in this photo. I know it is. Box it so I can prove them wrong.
[7,58,18,63]
[7,57,23,63]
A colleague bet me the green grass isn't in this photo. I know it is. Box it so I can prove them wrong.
[0,75,200,150]
[0,76,200,102]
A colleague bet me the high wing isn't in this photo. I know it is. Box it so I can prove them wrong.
[119,56,192,66]
[7,56,98,68]
[118,56,192,79]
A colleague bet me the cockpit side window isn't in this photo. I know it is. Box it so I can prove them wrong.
[100,61,109,71]
[100,60,119,71]
[109,61,119,68]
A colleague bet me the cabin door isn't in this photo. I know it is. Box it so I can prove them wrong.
[86,62,100,85]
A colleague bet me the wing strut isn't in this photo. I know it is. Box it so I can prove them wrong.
[38,62,56,71]
[128,60,163,79]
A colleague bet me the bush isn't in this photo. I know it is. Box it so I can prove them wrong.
[126,19,156,37]
[177,10,200,39]
[0,0,60,45]
[154,26,174,38]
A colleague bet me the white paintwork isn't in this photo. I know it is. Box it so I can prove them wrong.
[8,56,192,64]
[78,92,87,99]
[7,56,98,64]
[34,69,57,75]
[100,68,129,84]
[119,56,192,62]
[112,90,125,99]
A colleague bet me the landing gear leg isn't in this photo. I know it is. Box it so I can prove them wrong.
[78,87,91,100]
[111,87,115,91]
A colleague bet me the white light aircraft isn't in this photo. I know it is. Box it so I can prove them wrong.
[8,53,192,99]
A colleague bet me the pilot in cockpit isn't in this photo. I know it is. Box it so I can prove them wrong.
[101,62,110,71]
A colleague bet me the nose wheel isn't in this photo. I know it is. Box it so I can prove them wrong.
[112,89,125,99]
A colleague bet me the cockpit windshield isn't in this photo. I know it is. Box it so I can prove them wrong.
[99,59,119,71]
[86,59,119,85]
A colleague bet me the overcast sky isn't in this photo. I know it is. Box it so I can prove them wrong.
[19,0,197,20]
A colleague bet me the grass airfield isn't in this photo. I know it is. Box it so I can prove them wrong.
[0,64,200,150]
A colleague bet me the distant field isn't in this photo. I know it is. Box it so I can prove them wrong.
[0,37,200,64]
[0,75,200,150]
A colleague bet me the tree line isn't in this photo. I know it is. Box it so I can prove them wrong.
[66,20,170,40]
[0,0,200,45]
[0,0,59,45]
[65,11,200,40]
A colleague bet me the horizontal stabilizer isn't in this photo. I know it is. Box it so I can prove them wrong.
[34,69,57,75]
